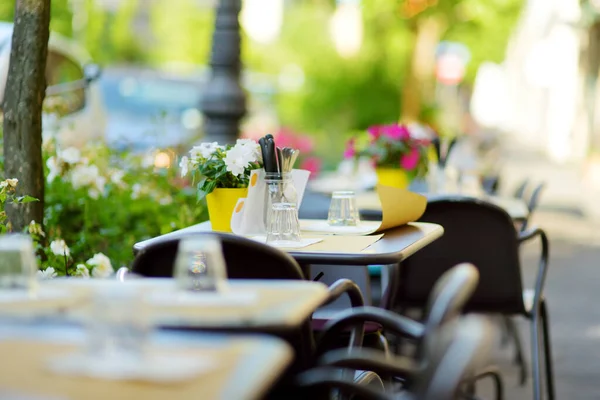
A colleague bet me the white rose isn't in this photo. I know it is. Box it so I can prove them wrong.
[50,239,70,257]
[224,145,250,177]
[37,267,57,280]
[71,164,99,189]
[190,142,222,161]
[28,220,45,237]
[111,170,125,185]
[131,183,142,200]
[74,264,90,278]
[46,156,61,183]
[59,147,81,164]
[1,178,18,189]
[87,253,114,278]
[179,156,190,177]
[235,139,261,162]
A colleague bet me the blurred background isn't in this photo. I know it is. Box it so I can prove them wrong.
[3,0,600,216]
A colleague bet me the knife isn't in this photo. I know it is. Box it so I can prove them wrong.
[265,136,277,174]
[258,137,272,172]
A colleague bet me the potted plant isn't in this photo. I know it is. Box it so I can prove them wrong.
[345,123,431,189]
[180,139,262,232]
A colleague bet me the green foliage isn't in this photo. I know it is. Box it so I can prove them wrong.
[0,118,207,275]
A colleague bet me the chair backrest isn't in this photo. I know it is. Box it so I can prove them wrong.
[131,232,306,280]
[421,263,479,337]
[413,316,495,400]
[397,197,526,314]
[521,182,545,231]
[513,179,529,200]
[526,182,545,214]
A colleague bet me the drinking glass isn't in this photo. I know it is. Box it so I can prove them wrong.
[266,202,301,245]
[263,172,298,231]
[173,235,228,292]
[327,191,360,226]
[85,286,150,362]
[0,234,37,290]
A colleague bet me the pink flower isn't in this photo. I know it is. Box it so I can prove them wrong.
[273,128,297,148]
[344,138,356,159]
[382,124,410,140]
[301,157,322,178]
[295,136,314,153]
[367,125,382,139]
[400,147,420,171]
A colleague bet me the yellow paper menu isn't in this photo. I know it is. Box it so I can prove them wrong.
[300,183,427,235]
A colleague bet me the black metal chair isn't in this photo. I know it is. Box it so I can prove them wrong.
[393,197,553,400]
[295,315,496,400]
[513,179,529,200]
[131,231,306,280]
[521,182,545,231]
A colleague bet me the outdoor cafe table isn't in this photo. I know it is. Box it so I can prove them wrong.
[4,279,330,331]
[0,321,292,400]
[133,221,444,268]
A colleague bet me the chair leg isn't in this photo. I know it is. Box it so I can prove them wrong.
[541,300,556,400]
[505,316,527,386]
[530,314,543,400]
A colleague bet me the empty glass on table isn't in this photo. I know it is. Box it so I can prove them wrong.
[0,234,37,290]
[266,202,301,245]
[173,235,228,292]
[327,191,360,226]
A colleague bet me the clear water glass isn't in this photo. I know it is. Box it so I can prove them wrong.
[0,234,37,290]
[327,191,360,226]
[264,172,298,231]
[173,235,228,292]
[86,286,150,362]
[266,202,301,245]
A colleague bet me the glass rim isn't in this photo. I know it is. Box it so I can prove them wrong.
[331,190,356,197]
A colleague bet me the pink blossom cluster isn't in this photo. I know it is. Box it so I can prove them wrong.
[344,123,431,172]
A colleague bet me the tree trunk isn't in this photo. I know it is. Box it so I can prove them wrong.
[401,16,444,122]
[2,0,50,231]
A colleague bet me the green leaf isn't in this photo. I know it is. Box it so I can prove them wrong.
[16,195,39,204]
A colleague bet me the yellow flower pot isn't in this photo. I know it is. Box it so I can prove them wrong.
[375,168,411,189]
[206,188,248,232]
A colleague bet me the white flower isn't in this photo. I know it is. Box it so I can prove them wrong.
[37,267,57,280]
[46,156,61,183]
[179,155,191,177]
[131,183,142,200]
[28,220,45,237]
[50,239,70,257]
[88,253,114,278]
[74,264,90,278]
[141,152,155,169]
[59,147,81,164]
[190,142,222,161]
[224,145,252,177]
[111,170,125,185]
[235,139,261,162]
[159,196,173,205]
[95,176,106,193]
[88,188,100,199]
[1,178,18,189]
[71,164,99,189]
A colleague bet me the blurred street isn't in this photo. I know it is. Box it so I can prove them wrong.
[474,146,600,398]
